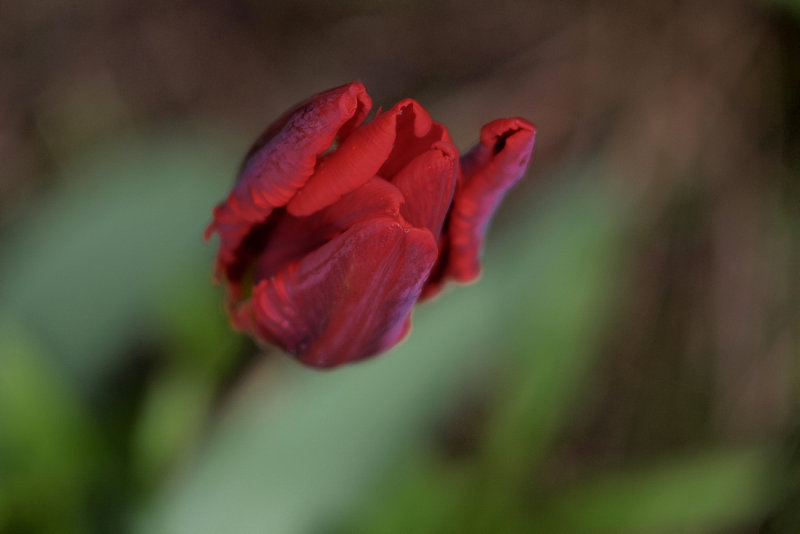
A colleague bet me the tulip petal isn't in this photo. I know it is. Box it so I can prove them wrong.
[378,100,453,179]
[285,111,396,217]
[238,82,372,208]
[391,141,458,240]
[206,82,372,278]
[286,99,443,216]
[445,118,536,282]
[239,84,372,171]
[376,315,412,352]
[248,218,438,367]
[254,177,405,281]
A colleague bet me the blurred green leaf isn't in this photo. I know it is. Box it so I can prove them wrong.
[350,455,475,534]
[136,176,630,534]
[483,182,625,481]
[133,269,240,486]
[0,316,95,533]
[0,130,238,389]
[148,266,239,377]
[535,448,775,533]
[132,370,215,488]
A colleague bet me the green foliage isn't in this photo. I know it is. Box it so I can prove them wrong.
[534,448,774,533]
[0,131,237,389]
[0,319,95,533]
[132,269,240,487]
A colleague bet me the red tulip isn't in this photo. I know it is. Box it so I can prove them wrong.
[206,82,535,368]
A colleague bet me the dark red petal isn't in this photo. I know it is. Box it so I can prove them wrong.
[250,210,326,285]
[376,315,412,352]
[238,84,371,169]
[446,118,536,282]
[286,98,442,216]
[285,109,398,216]
[206,82,372,277]
[238,83,372,206]
[377,99,453,179]
[247,218,438,368]
[418,245,449,301]
[254,177,405,281]
[314,176,405,230]
[391,141,458,240]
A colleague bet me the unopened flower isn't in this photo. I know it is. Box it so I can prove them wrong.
[206,82,535,368]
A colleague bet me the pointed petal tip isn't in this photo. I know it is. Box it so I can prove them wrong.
[391,142,458,238]
[392,98,433,137]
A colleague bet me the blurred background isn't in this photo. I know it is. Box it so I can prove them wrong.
[1,1,799,533]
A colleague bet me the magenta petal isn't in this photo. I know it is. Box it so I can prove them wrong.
[391,141,458,240]
[206,82,372,277]
[249,218,437,368]
[446,118,536,282]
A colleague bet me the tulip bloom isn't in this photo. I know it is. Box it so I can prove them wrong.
[206,82,535,368]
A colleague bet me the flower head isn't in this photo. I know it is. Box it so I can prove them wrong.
[206,82,535,368]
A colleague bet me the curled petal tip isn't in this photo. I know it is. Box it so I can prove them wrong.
[344,81,368,99]
[442,116,535,284]
[480,118,536,161]
[480,117,536,140]
[337,82,372,139]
